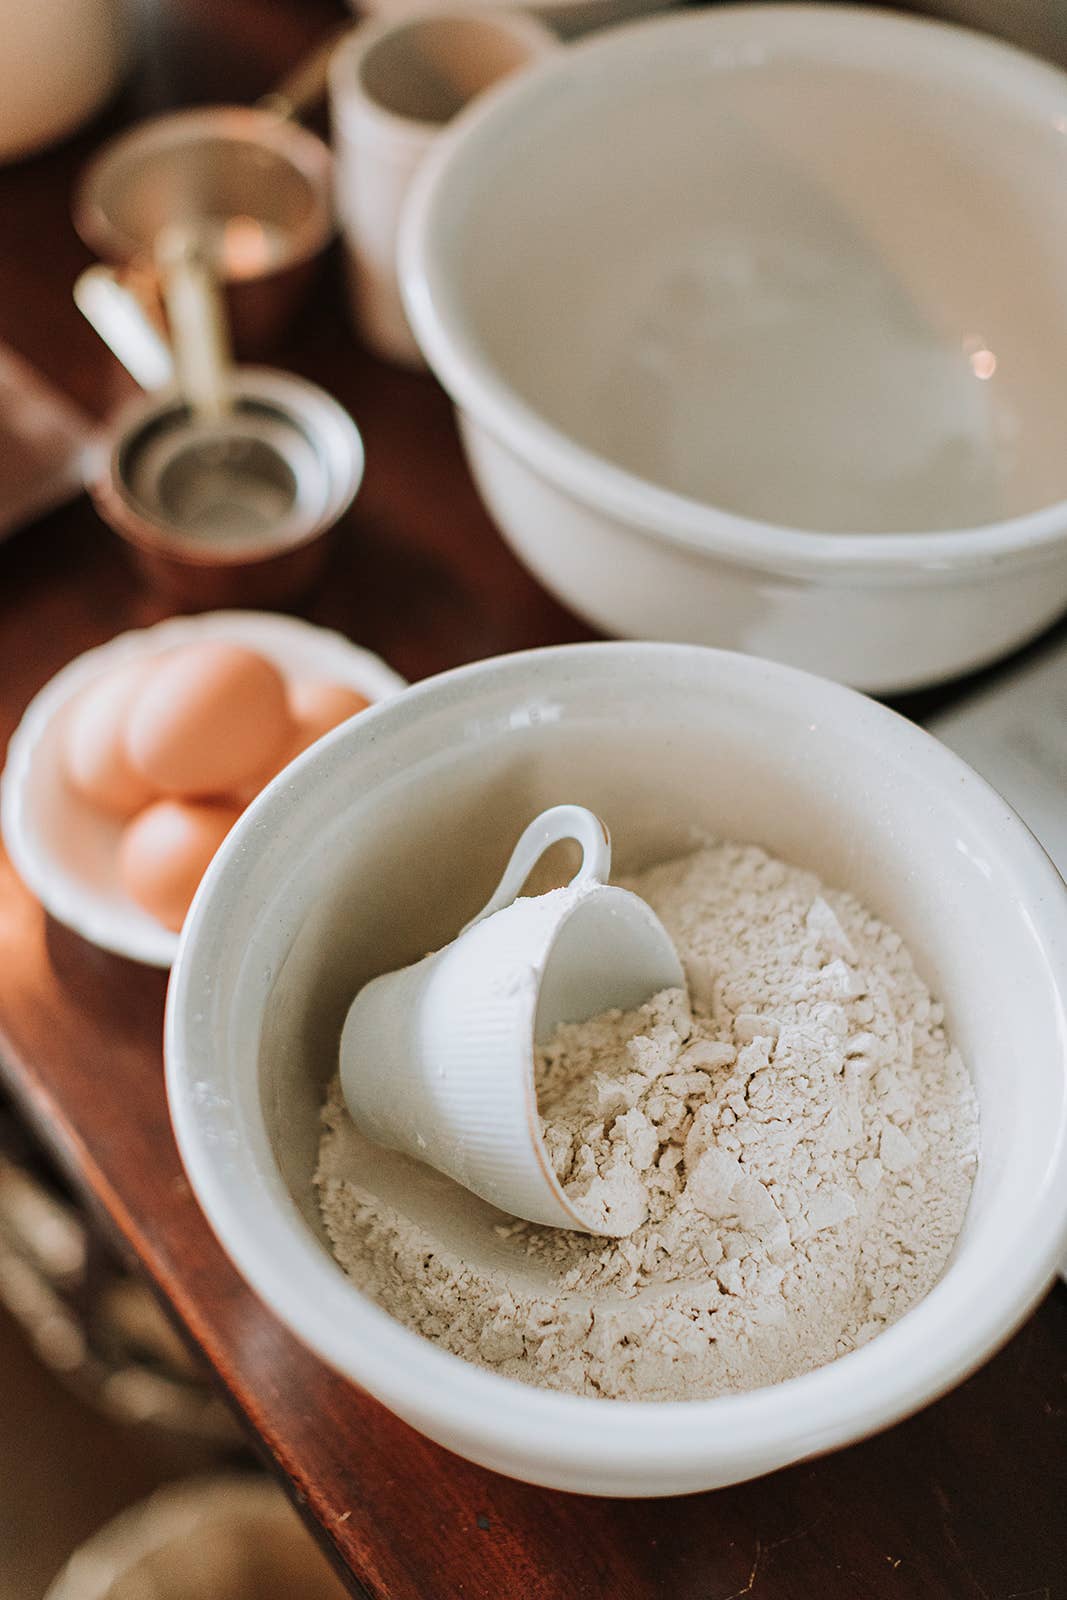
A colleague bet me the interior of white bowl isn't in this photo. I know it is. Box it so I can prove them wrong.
[168,644,1067,1492]
[407,5,1067,535]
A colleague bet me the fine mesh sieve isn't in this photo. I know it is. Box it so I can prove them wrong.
[123,405,320,549]
[109,371,362,557]
[90,369,364,603]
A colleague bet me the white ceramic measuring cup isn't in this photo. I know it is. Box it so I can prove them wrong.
[339,804,685,1233]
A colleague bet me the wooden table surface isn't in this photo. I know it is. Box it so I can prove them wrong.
[0,3,1064,1596]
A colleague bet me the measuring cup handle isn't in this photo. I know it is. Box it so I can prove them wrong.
[465,805,612,929]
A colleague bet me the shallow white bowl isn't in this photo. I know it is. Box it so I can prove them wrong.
[166,642,1067,1495]
[45,1476,345,1600]
[402,5,1067,692]
[1,612,404,968]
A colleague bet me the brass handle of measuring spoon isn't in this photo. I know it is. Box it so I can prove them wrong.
[155,224,234,424]
[256,23,349,121]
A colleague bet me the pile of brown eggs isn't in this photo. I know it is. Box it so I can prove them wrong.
[65,641,370,932]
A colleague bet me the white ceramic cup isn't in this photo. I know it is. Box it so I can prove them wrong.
[340,803,684,1231]
[329,7,557,365]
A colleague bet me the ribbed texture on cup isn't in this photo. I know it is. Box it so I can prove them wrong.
[410,891,583,1227]
[341,884,684,1232]
[341,890,588,1229]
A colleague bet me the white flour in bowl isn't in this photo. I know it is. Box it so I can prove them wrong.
[315,843,979,1401]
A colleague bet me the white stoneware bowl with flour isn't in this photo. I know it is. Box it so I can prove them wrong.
[165,643,1067,1495]
[401,5,1067,692]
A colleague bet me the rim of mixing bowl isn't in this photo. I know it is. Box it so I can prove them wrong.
[165,642,1067,1493]
[73,105,334,275]
[401,5,1067,581]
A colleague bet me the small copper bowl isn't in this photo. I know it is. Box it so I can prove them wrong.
[74,107,334,353]
[89,368,364,608]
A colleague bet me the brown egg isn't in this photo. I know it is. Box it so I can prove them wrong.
[125,642,293,797]
[65,663,157,818]
[232,680,373,805]
[118,798,242,932]
[287,680,372,750]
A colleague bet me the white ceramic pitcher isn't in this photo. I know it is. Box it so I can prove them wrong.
[339,804,685,1233]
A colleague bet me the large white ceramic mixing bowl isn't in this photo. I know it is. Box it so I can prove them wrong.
[401,6,1067,692]
[165,643,1067,1495]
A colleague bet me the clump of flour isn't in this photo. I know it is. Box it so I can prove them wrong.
[316,843,979,1400]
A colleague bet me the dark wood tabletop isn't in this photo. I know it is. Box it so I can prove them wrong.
[0,3,1064,1597]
